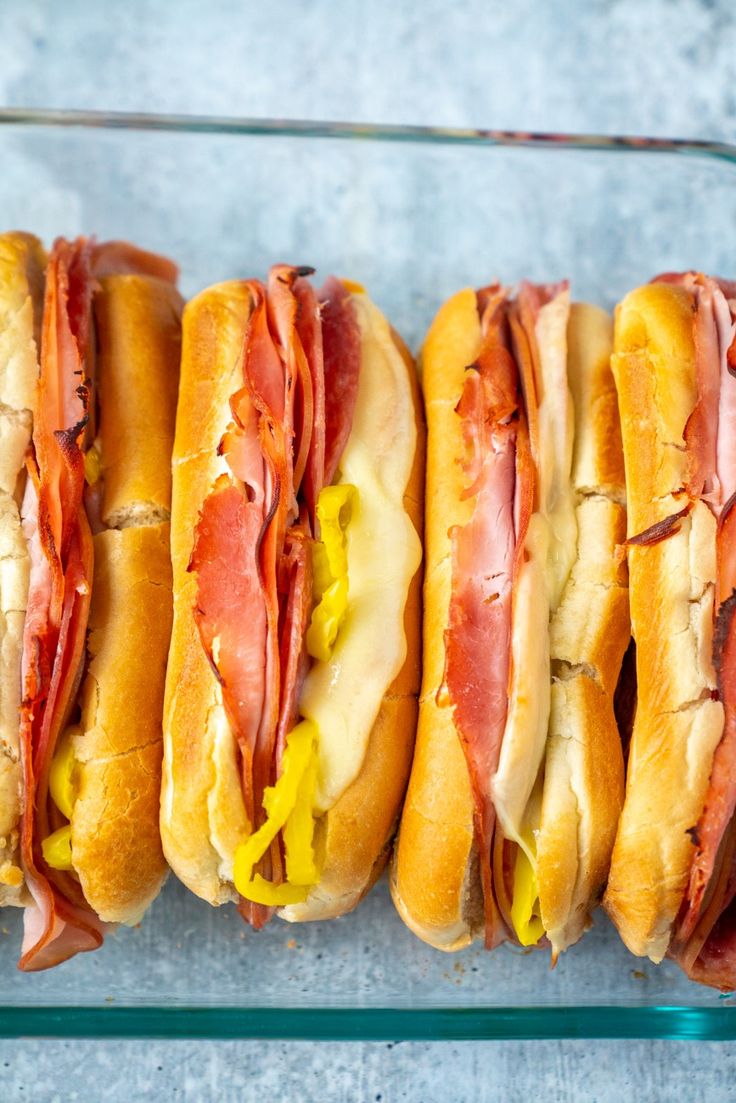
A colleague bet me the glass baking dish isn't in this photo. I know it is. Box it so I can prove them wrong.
[1,108,735,1041]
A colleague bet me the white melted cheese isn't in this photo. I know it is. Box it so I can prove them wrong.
[491,514,551,856]
[492,292,576,853]
[535,290,578,614]
[299,291,421,814]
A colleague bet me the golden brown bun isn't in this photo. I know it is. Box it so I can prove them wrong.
[0,233,45,497]
[610,282,696,536]
[280,336,424,921]
[73,525,172,923]
[604,283,722,962]
[161,282,253,904]
[0,232,45,905]
[391,288,481,949]
[94,275,183,527]
[392,295,629,954]
[69,273,180,923]
[163,281,423,916]
[538,303,629,956]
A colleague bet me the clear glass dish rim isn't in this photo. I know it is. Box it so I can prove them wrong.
[0,1005,734,1041]
[2,106,735,1040]
[1,106,735,164]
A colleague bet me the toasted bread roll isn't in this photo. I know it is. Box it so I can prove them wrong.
[162,281,253,904]
[605,282,724,962]
[64,273,182,923]
[0,232,45,905]
[391,288,480,949]
[162,277,423,919]
[73,524,172,923]
[94,274,183,528]
[392,292,628,954]
[537,304,628,956]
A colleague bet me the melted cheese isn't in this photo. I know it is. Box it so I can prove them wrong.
[535,291,577,613]
[492,292,576,855]
[491,514,551,853]
[299,291,421,814]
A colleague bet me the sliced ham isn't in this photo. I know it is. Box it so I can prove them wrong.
[19,478,103,971]
[242,283,289,825]
[189,474,268,828]
[509,280,567,469]
[442,292,526,947]
[685,887,736,991]
[19,238,178,970]
[19,240,99,971]
[675,822,736,987]
[190,267,355,928]
[677,595,736,945]
[274,525,312,769]
[320,277,361,487]
[294,278,324,523]
[653,273,736,508]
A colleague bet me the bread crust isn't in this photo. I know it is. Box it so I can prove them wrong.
[67,272,180,922]
[162,280,423,917]
[162,282,253,903]
[73,525,172,923]
[611,282,696,535]
[391,289,481,948]
[0,232,45,905]
[604,282,720,961]
[537,303,628,955]
[94,275,183,527]
[0,232,45,496]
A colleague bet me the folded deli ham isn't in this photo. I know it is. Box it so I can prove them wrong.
[392,284,628,957]
[442,286,533,947]
[187,268,360,927]
[16,237,181,970]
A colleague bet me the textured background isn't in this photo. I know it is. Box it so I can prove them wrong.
[2,1,736,1099]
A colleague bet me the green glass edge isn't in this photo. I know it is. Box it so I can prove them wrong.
[0,1006,734,1040]
[0,107,735,164]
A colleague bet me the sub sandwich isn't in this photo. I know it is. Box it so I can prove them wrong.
[161,266,423,924]
[605,274,736,990]
[5,235,182,970]
[392,282,630,956]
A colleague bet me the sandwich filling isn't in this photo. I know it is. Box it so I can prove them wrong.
[188,268,419,925]
[19,238,178,972]
[441,281,577,948]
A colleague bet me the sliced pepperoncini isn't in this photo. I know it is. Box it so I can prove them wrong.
[83,446,101,486]
[43,728,80,871]
[233,720,320,906]
[282,745,319,885]
[306,484,357,663]
[510,834,545,947]
[42,826,73,872]
[48,727,79,822]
